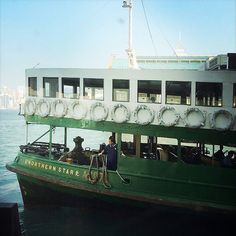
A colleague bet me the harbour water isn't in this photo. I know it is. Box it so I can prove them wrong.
[0,109,235,236]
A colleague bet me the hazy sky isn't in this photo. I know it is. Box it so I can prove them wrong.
[0,0,236,89]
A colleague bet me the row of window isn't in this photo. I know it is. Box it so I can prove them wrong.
[28,77,236,107]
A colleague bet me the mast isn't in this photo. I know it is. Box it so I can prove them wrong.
[122,0,139,69]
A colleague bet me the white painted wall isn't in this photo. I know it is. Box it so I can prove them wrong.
[25,68,236,131]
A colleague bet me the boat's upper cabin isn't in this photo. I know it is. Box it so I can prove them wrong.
[110,53,236,71]
[26,67,236,104]
[23,65,236,132]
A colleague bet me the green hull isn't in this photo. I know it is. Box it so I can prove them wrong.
[6,153,236,213]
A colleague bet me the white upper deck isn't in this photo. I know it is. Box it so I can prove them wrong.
[24,67,236,131]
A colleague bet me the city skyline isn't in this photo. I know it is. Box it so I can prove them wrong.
[0,85,25,109]
[1,0,236,89]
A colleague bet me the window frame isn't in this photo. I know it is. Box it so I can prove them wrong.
[43,77,59,98]
[233,83,236,108]
[28,77,37,97]
[83,78,104,101]
[165,81,191,105]
[62,77,80,99]
[195,82,223,107]
[137,80,162,104]
[112,79,130,102]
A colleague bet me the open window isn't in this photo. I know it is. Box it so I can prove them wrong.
[121,134,158,158]
[62,78,80,99]
[43,77,59,98]
[166,81,191,105]
[84,78,104,100]
[138,80,161,103]
[113,79,129,102]
[28,77,37,96]
[196,82,222,107]
[121,134,135,156]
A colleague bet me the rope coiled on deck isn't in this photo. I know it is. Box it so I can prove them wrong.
[87,154,111,189]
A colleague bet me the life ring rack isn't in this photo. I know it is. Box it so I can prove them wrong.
[158,106,180,127]
[183,108,206,128]
[37,99,51,117]
[111,104,130,123]
[52,99,67,117]
[70,101,87,120]
[211,109,233,131]
[24,98,36,116]
[90,102,108,122]
[133,105,154,125]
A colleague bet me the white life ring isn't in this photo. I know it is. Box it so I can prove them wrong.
[37,99,51,117]
[24,98,36,115]
[111,104,130,123]
[52,99,67,117]
[211,110,233,131]
[184,108,206,128]
[133,105,154,125]
[158,106,180,127]
[90,102,108,122]
[70,101,87,119]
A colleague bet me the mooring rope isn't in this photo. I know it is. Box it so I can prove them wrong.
[88,154,100,184]
[101,155,111,189]
[87,154,111,189]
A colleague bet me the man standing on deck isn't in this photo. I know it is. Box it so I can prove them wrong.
[213,145,225,161]
[99,136,117,171]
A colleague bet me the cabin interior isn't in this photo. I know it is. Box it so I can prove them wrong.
[19,125,236,170]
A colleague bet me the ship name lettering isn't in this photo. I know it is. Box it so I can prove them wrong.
[23,159,81,178]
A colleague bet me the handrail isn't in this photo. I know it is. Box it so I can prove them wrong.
[31,127,55,145]
[168,151,185,164]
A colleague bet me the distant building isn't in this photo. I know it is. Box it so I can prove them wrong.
[0,86,25,109]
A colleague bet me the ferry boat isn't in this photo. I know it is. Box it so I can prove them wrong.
[6,1,236,213]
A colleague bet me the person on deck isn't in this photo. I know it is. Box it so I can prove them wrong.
[222,151,233,168]
[213,145,225,161]
[98,136,117,171]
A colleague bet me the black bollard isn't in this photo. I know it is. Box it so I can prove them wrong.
[0,203,21,236]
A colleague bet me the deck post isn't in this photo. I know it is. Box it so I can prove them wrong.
[25,122,29,144]
[64,127,67,147]
[177,139,181,159]
[117,133,122,159]
[49,125,53,159]
[212,145,215,165]
[134,134,141,157]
